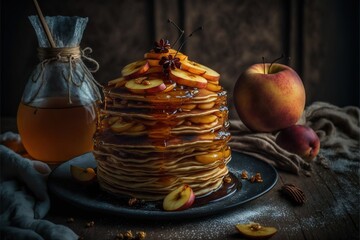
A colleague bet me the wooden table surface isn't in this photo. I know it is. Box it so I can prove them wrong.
[1,118,359,240]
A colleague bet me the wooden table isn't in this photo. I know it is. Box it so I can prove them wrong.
[1,118,359,240]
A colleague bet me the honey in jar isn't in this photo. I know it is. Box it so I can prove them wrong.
[17,16,102,163]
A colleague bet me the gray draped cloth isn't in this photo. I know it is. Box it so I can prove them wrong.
[229,102,360,174]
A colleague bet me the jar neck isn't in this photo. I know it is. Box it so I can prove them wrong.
[37,47,81,61]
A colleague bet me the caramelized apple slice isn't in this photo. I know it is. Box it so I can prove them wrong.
[163,185,195,211]
[125,77,166,94]
[197,102,215,110]
[198,63,220,82]
[70,165,97,183]
[188,114,217,124]
[144,49,188,61]
[195,152,223,164]
[121,60,150,79]
[235,223,278,239]
[206,82,222,92]
[181,60,207,75]
[108,77,126,86]
[170,68,207,89]
[110,120,134,133]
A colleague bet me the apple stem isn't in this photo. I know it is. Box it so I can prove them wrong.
[167,19,185,48]
[262,56,266,74]
[268,54,285,73]
[175,26,203,58]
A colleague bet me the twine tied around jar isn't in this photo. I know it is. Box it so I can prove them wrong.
[30,46,103,104]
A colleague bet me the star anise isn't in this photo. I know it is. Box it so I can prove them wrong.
[159,55,181,74]
[153,38,171,53]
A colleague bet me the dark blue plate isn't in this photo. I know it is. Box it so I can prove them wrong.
[48,151,278,220]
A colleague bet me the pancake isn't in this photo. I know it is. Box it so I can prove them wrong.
[94,45,231,201]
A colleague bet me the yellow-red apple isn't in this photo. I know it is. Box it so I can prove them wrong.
[163,185,195,211]
[234,63,306,132]
[275,125,320,162]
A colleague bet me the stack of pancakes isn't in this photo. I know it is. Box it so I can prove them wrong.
[94,45,231,201]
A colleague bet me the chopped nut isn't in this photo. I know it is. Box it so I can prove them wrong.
[115,233,124,240]
[254,172,263,182]
[250,173,263,183]
[136,231,147,240]
[280,183,306,205]
[142,80,151,85]
[241,170,248,179]
[223,175,232,183]
[134,78,143,84]
[66,217,74,223]
[85,221,95,228]
[250,175,256,183]
[250,222,262,231]
[128,198,139,206]
[124,230,133,239]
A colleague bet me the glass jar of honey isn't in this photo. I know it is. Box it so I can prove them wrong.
[17,16,102,163]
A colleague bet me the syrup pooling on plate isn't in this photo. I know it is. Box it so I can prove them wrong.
[94,40,232,201]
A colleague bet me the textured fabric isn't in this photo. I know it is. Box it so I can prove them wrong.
[0,143,78,240]
[229,102,360,174]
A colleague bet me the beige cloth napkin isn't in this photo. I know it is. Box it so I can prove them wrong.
[229,102,360,174]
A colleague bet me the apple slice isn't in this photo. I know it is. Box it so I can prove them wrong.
[108,77,126,86]
[110,120,134,133]
[206,82,222,92]
[181,60,207,75]
[121,60,150,79]
[198,63,220,82]
[162,82,177,93]
[145,49,188,61]
[125,77,166,94]
[195,152,223,164]
[163,185,195,211]
[70,165,97,183]
[235,223,278,239]
[188,114,217,124]
[170,68,207,89]
[197,102,215,110]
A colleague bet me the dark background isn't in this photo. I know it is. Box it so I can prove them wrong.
[1,0,359,122]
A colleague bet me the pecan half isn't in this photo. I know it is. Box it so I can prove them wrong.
[280,183,306,205]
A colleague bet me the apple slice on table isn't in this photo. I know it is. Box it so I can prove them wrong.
[163,185,195,211]
[121,60,150,79]
[125,77,166,94]
[180,60,207,75]
[235,223,277,239]
[170,68,207,89]
[70,165,97,183]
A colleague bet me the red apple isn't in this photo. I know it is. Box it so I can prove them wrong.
[163,185,195,211]
[234,63,306,132]
[276,125,320,162]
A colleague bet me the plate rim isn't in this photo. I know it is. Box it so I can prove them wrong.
[48,150,278,220]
